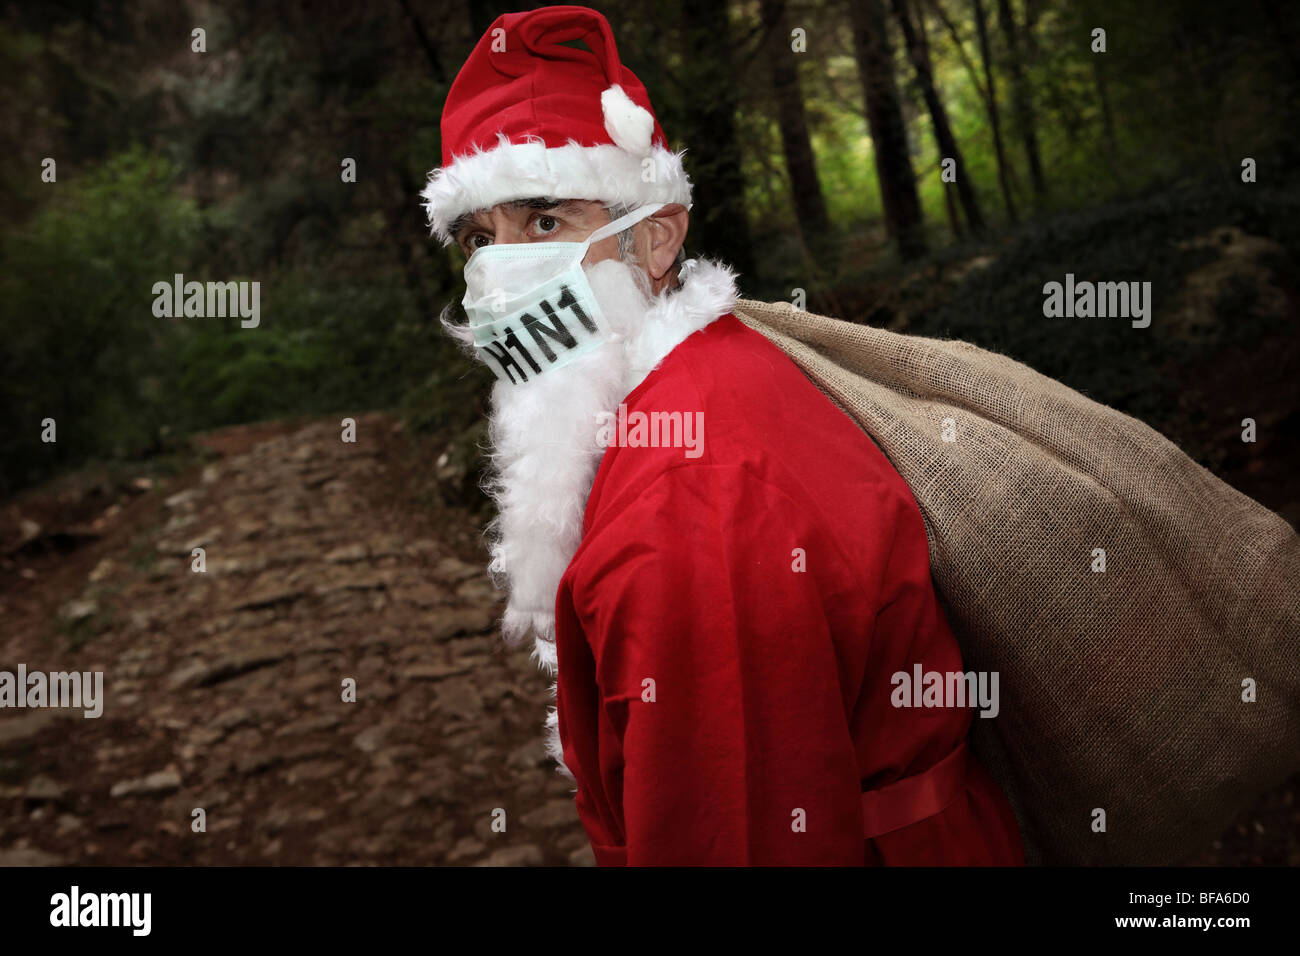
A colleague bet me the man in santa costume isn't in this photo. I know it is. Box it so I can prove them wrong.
[423,5,1024,866]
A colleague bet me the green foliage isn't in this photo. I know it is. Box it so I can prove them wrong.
[170,272,450,431]
[902,184,1300,424]
[400,350,491,439]
[0,149,201,493]
[0,146,460,494]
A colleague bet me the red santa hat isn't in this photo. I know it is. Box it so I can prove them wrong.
[422,5,693,245]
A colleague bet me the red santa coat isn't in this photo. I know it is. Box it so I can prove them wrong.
[554,313,1025,866]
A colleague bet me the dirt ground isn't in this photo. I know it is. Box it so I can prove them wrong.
[0,407,1295,866]
[0,413,588,866]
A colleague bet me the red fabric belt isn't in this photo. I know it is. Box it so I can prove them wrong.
[861,739,970,839]
[590,741,972,864]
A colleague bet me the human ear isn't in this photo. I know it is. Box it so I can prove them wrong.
[640,204,689,282]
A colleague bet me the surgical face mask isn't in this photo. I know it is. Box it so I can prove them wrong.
[461,202,665,385]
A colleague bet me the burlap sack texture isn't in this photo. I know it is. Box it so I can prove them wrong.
[733,297,1300,865]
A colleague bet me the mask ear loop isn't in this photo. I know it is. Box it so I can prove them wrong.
[579,202,667,255]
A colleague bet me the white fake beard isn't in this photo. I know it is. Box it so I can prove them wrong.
[442,255,738,776]
[481,257,656,673]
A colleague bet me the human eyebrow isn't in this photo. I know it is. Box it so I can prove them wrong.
[507,197,579,215]
[449,212,480,240]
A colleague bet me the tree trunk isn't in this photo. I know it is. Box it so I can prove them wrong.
[397,0,446,83]
[970,0,1017,223]
[676,0,757,277]
[1092,53,1120,158]
[1258,0,1300,82]
[1022,0,1044,52]
[847,0,927,259]
[996,0,1047,204]
[942,171,963,239]
[890,0,985,234]
[758,0,835,260]
[928,0,987,108]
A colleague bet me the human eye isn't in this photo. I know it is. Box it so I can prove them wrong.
[530,214,559,237]
[464,233,493,255]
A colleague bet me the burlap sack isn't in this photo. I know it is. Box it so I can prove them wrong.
[733,297,1300,865]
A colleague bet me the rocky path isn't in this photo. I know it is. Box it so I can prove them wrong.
[0,413,590,866]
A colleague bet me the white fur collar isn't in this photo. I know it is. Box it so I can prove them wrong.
[617,257,741,404]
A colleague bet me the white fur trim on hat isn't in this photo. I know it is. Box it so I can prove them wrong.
[421,132,692,245]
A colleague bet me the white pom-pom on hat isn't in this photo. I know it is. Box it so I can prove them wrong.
[601,84,654,155]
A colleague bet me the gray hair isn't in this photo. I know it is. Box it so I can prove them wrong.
[604,201,688,267]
